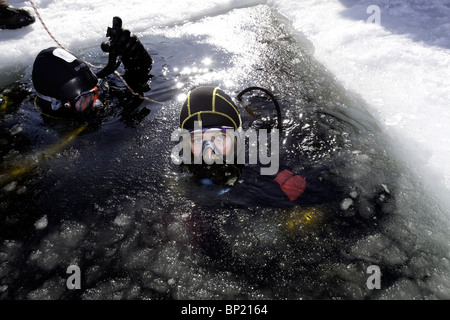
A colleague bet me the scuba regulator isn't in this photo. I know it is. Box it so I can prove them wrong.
[178,86,283,186]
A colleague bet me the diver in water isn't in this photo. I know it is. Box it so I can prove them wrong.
[32,17,152,122]
[175,86,360,269]
[177,86,246,186]
[0,0,35,29]
[176,87,393,260]
[174,86,395,276]
[175,86,342,208]
[175,85,371,212]
[172,86,388,216]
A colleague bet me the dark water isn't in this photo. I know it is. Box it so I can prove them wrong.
[1,5,449,300]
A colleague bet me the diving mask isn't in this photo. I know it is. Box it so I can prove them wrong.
[65,86,103,112]
[190,127,235,165]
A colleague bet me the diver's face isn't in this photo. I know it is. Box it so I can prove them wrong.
[73,91,98,111]
[190,129,234,162]
[68,86,103,112]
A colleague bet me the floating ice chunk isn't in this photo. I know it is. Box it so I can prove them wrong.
[123,248,156,270]
[428,266,450,299]
[31,241,60,271]
[81,277,133,300]
[113,214,132,227]
[143,276,169,294]
[26,277,65,300]
[10,124,22,136]
[378,278,423,300]
[340,198,353,210]
[16,186,26,194]
[2,181,17,192]
[59,221,87,248]
[181,212,190,219]
[167,221,190,243]
[34,215,48,230]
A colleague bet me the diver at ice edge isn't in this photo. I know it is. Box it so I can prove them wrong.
[31,16,152,121]
[175,85,345,209]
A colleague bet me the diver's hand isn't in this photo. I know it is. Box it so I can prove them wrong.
[101,16,122,55]
[101,17,151,67]
[101,17,152,93]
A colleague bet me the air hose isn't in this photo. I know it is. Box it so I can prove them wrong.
[236,86,283,134]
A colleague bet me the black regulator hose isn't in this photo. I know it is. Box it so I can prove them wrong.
[237,86,283,134]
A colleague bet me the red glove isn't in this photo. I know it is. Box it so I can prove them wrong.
[274,170,306,201]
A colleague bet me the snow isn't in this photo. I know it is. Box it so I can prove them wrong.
[268,0,450,208]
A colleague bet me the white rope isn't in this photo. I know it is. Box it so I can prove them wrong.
[29,0,68,50]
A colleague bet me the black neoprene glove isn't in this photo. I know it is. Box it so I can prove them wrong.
[101,17,152,94]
